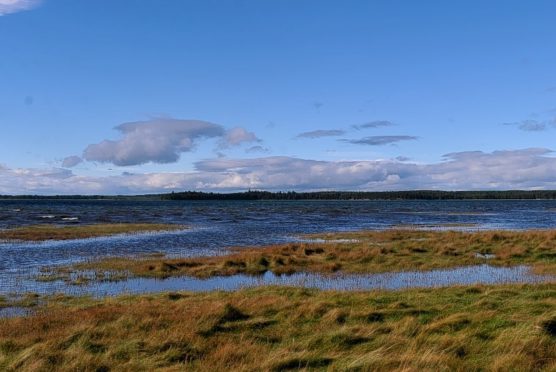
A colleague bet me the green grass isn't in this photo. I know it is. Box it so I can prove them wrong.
[49,229,556,283]
[0,223,185,242]
[0,284,554,371]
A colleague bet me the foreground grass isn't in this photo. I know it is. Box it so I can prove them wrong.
[0,223,185,242]
[0,284,555,371]
[59,229,556,282]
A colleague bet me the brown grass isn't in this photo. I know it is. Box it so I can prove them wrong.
[61,229,556,281]
[0,223,185,242]
[0,284,554,371]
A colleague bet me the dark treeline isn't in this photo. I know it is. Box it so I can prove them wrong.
[0,195,158,201]
[161,190,556,200]
[3,190,556,201]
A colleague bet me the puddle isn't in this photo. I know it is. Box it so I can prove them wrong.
[475,253,496,259]
[11,265,555,298]
[0,307,32,318]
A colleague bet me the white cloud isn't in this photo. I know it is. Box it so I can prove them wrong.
[2,148,556,194]
[83,118,226,166]
[78,118,261,166]
[0,0,40,15]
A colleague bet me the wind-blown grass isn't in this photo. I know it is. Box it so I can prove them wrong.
[0,223,185,242]
[0,284,554,371]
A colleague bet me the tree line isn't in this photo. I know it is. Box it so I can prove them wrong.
[160,190,556,200]
[3,190,556,201]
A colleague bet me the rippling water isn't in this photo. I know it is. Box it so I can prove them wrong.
[11,265,556,298]
[1,199,556,296]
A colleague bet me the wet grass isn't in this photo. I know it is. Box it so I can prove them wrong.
[0,223,185,242]
[0,284,554,371]
[53,229,556,282]
[0,294,40,310]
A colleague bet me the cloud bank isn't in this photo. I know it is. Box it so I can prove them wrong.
[3,148,556,194]
[0,0,40,15]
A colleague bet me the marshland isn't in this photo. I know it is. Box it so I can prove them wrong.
[4,0,556,369]
[0,199,555,371]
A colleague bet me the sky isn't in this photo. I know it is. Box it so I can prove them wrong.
[1,0,556,194]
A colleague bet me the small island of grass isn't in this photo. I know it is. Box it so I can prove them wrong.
[0,223,185,242]
[46,229,556,284]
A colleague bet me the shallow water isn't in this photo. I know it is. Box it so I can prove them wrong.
[7,265,555,299]
[1,199,556,296]
[0,307,31,318]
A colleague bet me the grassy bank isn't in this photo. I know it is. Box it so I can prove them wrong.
[0,223,185,242]
[0,284,554,371]
[54,229,556,282]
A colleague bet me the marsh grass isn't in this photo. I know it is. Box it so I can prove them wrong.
[0,223,184,242]
[0,294,40,310]
[0,284,554,371]
[54,229,556,283]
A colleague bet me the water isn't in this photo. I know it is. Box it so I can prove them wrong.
[9,265,555,298]
[0,307,31,318]
[1,199,556,296]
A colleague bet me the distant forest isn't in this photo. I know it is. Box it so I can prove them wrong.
[3,190,556,201]
[161,190,556,200]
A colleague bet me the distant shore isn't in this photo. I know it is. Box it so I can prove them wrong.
[3,189,556,201]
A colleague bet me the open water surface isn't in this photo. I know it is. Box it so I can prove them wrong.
[1,199,556,297]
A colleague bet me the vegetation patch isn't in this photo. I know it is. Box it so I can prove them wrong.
[0,223,185,242]
[49,229,556,283]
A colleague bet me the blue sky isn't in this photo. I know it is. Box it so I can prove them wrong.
[1,0,556,194]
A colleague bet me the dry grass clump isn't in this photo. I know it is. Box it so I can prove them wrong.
[0,284,554,371]
[59,229,556,282]
[0,223,184,242]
